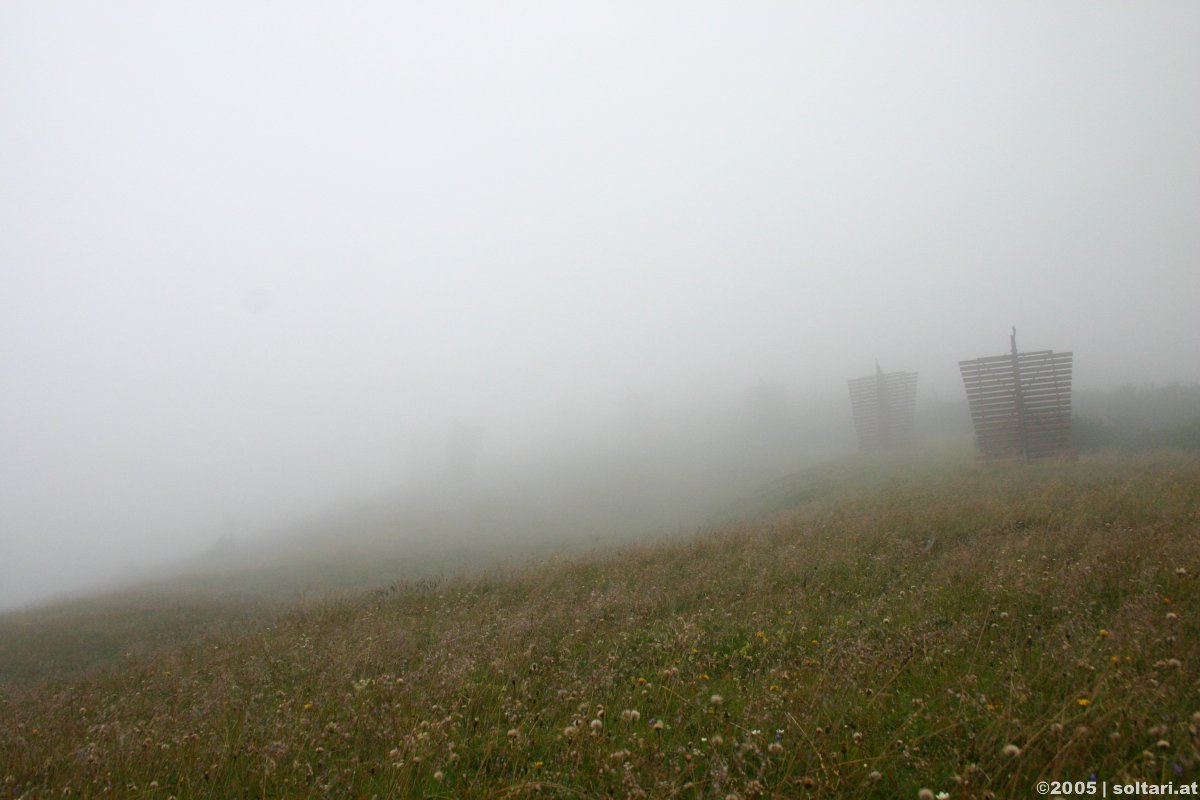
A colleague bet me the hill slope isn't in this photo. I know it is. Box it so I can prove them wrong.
[0,442,841,685]
[3,451,1199,798]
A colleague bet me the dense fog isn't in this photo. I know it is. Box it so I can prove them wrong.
[2,3,1198,610]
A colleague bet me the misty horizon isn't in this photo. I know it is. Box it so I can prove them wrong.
[3,2,1198,610]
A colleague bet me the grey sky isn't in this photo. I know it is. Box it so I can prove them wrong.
[2,2,1198,608]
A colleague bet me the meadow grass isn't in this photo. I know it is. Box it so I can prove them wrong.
[2,449,1199,798]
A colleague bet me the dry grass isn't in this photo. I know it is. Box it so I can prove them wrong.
[2,450,1199,798]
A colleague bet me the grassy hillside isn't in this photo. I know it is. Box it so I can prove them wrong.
[3,450,1199,798]
[0,445,835,687]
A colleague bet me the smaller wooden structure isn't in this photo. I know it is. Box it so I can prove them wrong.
[847,362,918,451]
[959,328,1072,461]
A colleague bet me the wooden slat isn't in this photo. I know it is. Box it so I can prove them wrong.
[847,370,919,452]
[959,347,1072,461]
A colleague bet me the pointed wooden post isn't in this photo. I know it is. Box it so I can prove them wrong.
[1010,327,1030,460]
[875,360,892,449]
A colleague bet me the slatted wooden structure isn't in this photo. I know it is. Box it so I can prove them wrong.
[847,363,918,451]
[959,329,1073,461]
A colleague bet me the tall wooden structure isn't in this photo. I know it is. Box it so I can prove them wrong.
[959,328,1072,461]
[847,362,918,451]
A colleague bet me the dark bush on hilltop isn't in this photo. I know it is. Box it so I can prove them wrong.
[1073,383,1200,452]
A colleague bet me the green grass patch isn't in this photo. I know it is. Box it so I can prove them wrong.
[2,450,1199,798]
